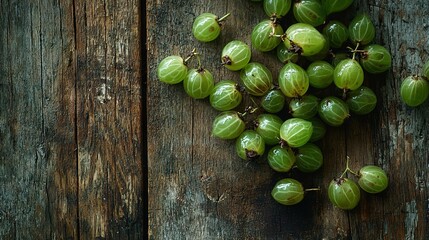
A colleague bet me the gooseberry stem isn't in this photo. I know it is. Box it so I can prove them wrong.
[217,12,231,22]
[184,48,198,65]
[305,187,321,192]
[351,43,360,60]
[340,156,360,178]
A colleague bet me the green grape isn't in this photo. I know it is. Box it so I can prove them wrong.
[289,94,319,120]
[346,86,377,115]
[400,75,429,107]
[157,55,188,84]
[322,0,353,15]
[210,80,243,111]
[307,60,334,89]
[211,111,245,140]
[328,177,361,210]
[323,20,349,48]
[360,44,392,74]
[276,43,300,64]
[240,62,273,96]
[183,68,214,99]
[293,0,326,27]
[192,13,230,42]
[284,23,327,56]
[267,145,296,172]
[295,143,323,173]
[221,40,252,71]
[261,89,286,113]
[318,96,350,126]
[423,60,429,79]
[358,165,389,194]
[271,178,304,205]
[280,118,313,148]
[251,20,283,52]
[255,114,283,145]
[308,117,326,142]
[333,58,364,91]
[278,62,310,98]
[264,0,292,19]
[332,52,350,67]
[235,130,266,160]
[348,14,375,46]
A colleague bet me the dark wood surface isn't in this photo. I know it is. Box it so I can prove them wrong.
[1,0,429,239]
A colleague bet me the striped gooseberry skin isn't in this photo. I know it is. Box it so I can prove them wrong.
[255,114,283,145]
[307,60,334,89]
[210,80,242,111]
[400,75,429,107]
[346,86,377,115]
[280,118,313,148]
[261,89,286,113]
[318,96,350,126]
[321,0,353,15]
[293,0,326,27]
[278,62,310,98]
[289,94,319,120]
[157,56,188,84]
[358,165,389,194]
[284,23,326,57]
[235,130,265,160]
[360,44,392,74]
[276,43,299,64]
[183,68,214,99]
[423,60,429,79]
[323,20,348,48]
[211,111,245,140]
[271,178,304,205]
[240,62,273,96]
[308,117,326,142]
[333,59,364,91]
[192,13,221,42]
[304,35,330,62]
[328,177,361,210]
[267,146,296,172]
[251,20,283,52]
[221,40,252,71]
[348,14,375,46]
[295,143,323,173]
[263,0,292,19]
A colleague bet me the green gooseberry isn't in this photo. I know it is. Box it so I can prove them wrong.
[210,80,243,111]
[400,75,429,107]
[295,143,323,173]
[264,0,292,19]
[192,13,230,42]
[360,44,392,74]
[157,55,188,84]
[333,58,364,91]
[235,130,266,160]
[280,118,313,148]
[308,117,326,142]
[254,114,283,145]
[304,35,330,62]
[328,177,361,210]
[358,165,389,194]
[284,23,327,57]
[261,89,286,113]
[240,62,273,96]
[307,60,334,89]
[267,145,296,172]
[346,86,377,115]
[221,40,252,71]
[323,20,348,49]
[183,68,214,99]
[211,111,245,140]
[276,42,300,64]
[321,0,353,15]
[271,178,304,205]
[349,14,375,46]
[289,94,319,120]
[293,0,326,27]
[251,19,284,52]
[278,62,310,98]
[318,96,350,126]
[423,60,429,79]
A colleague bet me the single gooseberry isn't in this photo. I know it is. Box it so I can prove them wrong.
[328,177,361,210]
[157,55,188,84]
[322,20,349,49]
[254,114,283,145]
[284,23,327,57]
[280,118,313,148]
[210,80,243,111]
[251,19,284,52]
[307,60,334,89]
[318,96,350,126]
[267,145,296,172]
[400,75,429,107]
[333,58,364,91]
[348,14,375,46]
[289,94,319,120]
[235,130,266,160]
[211,111,245,140]
[346,86,377,115]
[183,68,214,99]
[240,62,273,96]
[358,165,389,194]
[221,40,252,71]
[261,89,287,113]
[192,13,230,42]
[278,62,310,98]
[360,44,392,74]
[293,0,326,27]
[271,178,304,205]
[264,0,292,19]
[295,143,323,173]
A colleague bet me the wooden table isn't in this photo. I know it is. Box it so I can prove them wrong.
[1,0,428,239]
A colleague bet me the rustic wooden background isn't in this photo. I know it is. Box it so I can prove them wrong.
[1,0,428,239]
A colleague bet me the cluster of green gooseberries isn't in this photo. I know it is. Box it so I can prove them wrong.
[157,0,392,210]
[400,60,429,107]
